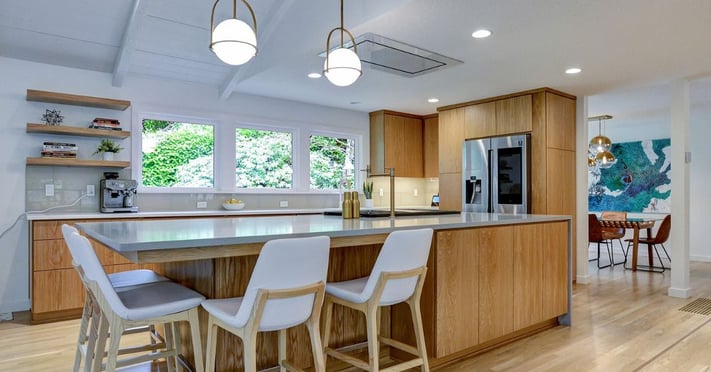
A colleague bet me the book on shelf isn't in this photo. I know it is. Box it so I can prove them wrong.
[90,118,122,131]
[92,117,120,124]
[41,151,77,158]
[43,142,78,151]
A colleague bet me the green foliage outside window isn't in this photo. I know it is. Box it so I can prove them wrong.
[142,119,214,187]
[310,135,354,190]
[235,129,293,188]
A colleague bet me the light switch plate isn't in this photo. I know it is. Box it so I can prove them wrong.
[279,200,288,208]
[197,201,207,209]
[45,184,54,197]
[86,184,95,197]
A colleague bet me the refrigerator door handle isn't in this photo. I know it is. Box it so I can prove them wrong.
[489,148,497,213]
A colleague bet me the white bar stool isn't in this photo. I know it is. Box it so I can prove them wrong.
[63,227,205,372]
[62,225,171,371]
[322,228,433,372]
[201,235,330,372]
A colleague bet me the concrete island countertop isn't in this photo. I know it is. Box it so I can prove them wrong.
[76,212,571,253]
[25,208,329,221]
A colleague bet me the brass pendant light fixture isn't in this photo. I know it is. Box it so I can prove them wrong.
[324,0,362,87]
[210,0,258,66]
[588,115,616,169]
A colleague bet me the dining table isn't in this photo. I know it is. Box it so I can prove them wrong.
[598,217,662,271]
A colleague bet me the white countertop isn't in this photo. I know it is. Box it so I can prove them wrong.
[76,213,571,252]
[25,208,328,221]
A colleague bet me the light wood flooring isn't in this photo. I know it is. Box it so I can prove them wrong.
[4,261,711,371]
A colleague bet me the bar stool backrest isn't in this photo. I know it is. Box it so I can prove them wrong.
[63,228,126,316]
[363,228,433,306]
[235,235,330,331]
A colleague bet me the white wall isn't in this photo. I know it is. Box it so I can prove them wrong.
[0,56,369,313]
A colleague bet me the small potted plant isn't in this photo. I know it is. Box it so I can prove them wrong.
[363,180,373,209]
[94,138,122,161]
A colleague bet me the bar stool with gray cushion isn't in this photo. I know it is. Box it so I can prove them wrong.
[61,225,170,371]
[322,228,433,372]
[201,235,330,372]
[63,228,205,372]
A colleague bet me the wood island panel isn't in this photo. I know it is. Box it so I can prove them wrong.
[513,223,544,330]
[477,226,515,343]
[543,221,569,318]
[434,229,479,357]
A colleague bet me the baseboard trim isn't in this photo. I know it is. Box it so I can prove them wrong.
[668,287,692,298]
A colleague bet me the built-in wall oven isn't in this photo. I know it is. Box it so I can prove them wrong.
[463,134,530,214]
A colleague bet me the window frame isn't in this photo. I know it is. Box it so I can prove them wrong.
[132,108,365,194]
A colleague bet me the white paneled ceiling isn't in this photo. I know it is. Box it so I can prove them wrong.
[1,0,710,121]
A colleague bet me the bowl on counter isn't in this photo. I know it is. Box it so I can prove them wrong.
[222,202,245,211]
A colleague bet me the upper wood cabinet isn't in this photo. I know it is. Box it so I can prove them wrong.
[464,95,532,139]
[438,108,465,174]
[423,115,439,178]
[369,110,424,178]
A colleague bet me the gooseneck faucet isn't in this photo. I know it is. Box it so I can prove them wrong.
[364,165,395,218]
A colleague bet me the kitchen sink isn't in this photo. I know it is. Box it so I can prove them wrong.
[324,209,460,217]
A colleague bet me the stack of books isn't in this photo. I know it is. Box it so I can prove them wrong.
[90,118,121,131]
[41,142,77,158]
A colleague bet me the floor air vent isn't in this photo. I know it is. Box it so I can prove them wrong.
[679,298,711,315]
[322,33,462,77]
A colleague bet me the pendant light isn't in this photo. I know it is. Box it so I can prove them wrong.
[324,0,362,87]
[588,115,616,169]
[210,0,257,66]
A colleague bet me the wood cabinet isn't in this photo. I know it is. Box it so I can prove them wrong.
[438,108,465,174]
[369,110,424,178]
[464,95,532,140]
[30,219,147,323]
[25,89,131,169]
[422,220,570,361]
[423,114,439,178]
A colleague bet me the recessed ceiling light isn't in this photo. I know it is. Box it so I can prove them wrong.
[350,101,361,105]
[308,72,322,79]
[565,67,582,74]
[428,98,440,103]
[471,29,492,38]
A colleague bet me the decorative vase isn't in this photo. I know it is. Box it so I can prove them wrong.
[364,199,374,209]
[102,152,115,161]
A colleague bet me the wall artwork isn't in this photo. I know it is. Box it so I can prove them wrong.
[588,138,671,213]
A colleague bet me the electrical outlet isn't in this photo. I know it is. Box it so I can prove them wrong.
[379,188,384,197]
[86,184,95,197]
[279,200,288,208]
[45,184,54,197]
[197,201,207,209]
[413,188,418,196]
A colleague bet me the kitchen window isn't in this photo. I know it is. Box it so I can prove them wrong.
[309,134,355,190]
[140,118,215,189]
[133,112,363,193]
[235,128,293,189]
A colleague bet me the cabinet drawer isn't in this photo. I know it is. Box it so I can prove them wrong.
[32,269,85,313]
[32,220,64,240]
[33,239,73,271]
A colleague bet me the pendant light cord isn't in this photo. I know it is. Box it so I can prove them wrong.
[340,0,344,47]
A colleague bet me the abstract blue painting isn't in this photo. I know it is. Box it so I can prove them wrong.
[588,138,671,213]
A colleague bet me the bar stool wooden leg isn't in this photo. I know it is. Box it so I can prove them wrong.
[321,297,334,357]
[188,309,205,372]
[163,323,176,372]
[306,313,326,372]
[408,297,429,372]
[366,303,380,372]
[205,317,218,372]
[93,314,110,372]
[278,329,287,372]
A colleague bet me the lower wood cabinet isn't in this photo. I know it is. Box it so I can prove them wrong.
[428,221,569,359]
[30,219,149,323]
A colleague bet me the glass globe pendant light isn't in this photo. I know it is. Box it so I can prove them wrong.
[596,150,616,169]
[324,0,362,87]
[589,116,612,155]
[210,0,257,66]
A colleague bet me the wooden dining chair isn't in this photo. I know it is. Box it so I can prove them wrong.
[625,214,671,273]
[588,214,617,269]
[600,211,627,265]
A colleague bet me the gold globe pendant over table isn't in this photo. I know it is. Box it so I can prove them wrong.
[210,0,258,66]
[324,0,362,87]
[588,115,616,169]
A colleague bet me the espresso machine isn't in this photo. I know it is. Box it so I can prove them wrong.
[100,179,139,213]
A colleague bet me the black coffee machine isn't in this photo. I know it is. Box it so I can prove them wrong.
[100,172,138,213]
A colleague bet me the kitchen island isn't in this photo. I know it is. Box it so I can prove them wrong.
[77,213,571,371]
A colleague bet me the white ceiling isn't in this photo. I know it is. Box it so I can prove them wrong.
[2,0,711,125]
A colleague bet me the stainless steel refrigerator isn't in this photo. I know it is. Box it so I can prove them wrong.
[462,134,530,214]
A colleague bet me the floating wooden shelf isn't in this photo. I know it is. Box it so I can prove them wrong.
[26,89,131,111]
[26,157,130,168]
[26,123,130,139]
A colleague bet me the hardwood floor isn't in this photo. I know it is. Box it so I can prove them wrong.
[3,262,711,371]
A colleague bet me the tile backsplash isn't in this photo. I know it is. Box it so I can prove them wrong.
[26,167,439,213]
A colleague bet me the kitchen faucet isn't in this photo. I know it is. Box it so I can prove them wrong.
[363,165,395,217]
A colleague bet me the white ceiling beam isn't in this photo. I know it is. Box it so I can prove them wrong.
[112,0,147,87]
[218,0,297,101]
